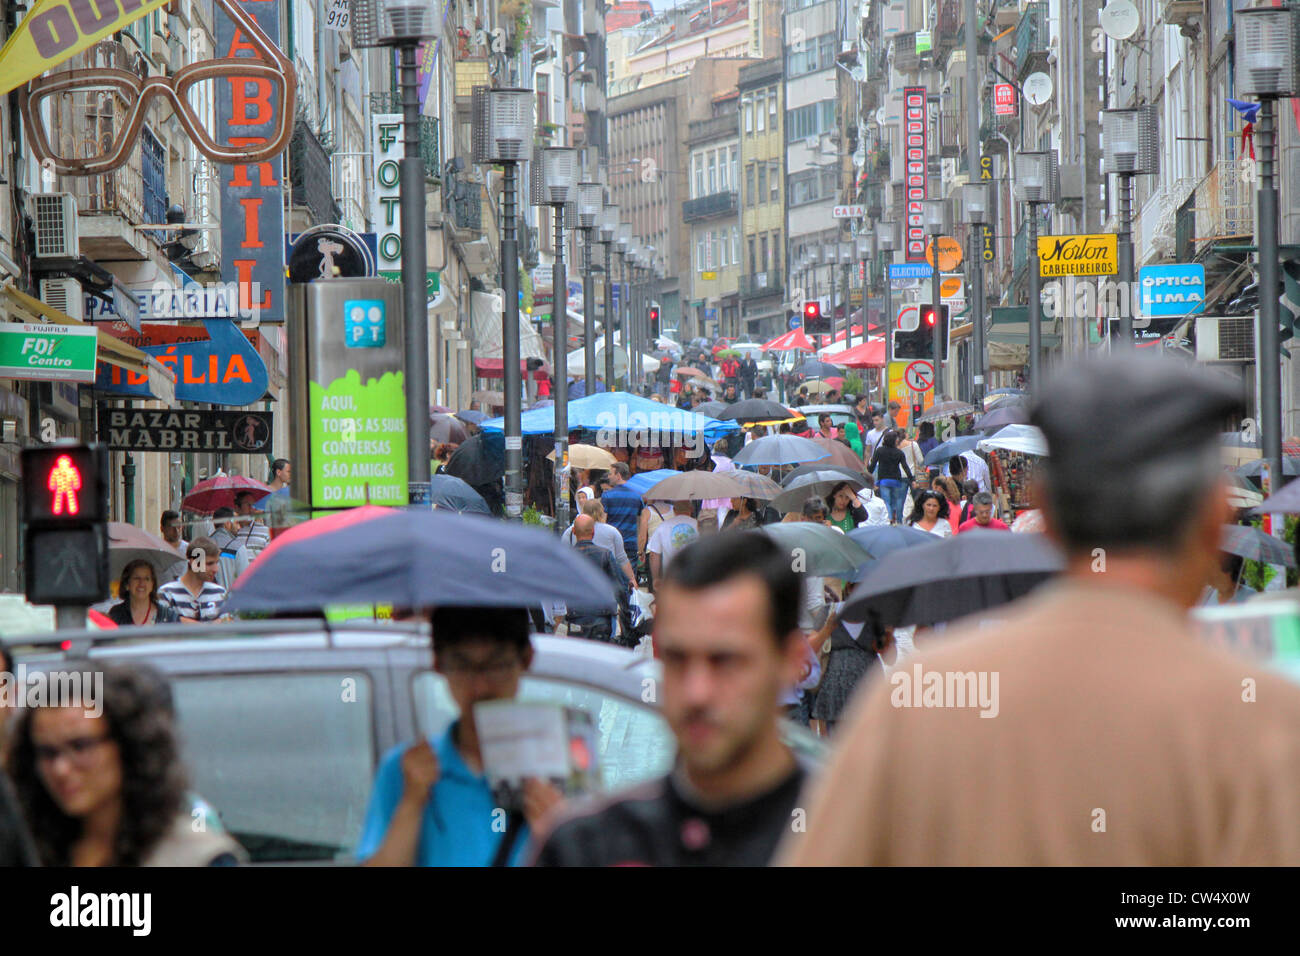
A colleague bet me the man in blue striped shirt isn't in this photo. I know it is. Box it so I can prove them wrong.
[597,462,643,568]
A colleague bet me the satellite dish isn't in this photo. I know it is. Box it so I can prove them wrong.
[876,106,886,126]
[1099,0,1140,41]
[1023,72,1053,106]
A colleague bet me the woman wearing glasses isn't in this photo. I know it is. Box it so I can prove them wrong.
[6,662,244,866]
[107,560,179,627]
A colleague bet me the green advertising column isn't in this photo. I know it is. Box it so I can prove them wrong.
[288,280,409,512]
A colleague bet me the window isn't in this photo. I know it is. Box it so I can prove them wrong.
[731,149,739,191]
[769,88,779,128]
[744,97,754,134]
[749,237,756,273]
[732,226,741,264]
[788,168,839,206]
[787,100,838,142]
[769,161,780,201]
[693,153,705,199]
[173,673,375,863]
[756,92,766,132]
[696,235,707,271]
[707,152,718,194]
[746,163,756,207]
[760,235,769,272]
[757,163,767,201]
[773,231,782,273]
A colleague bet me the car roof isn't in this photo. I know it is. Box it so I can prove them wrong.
[799,404,854,415]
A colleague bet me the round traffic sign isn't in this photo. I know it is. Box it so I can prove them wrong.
[904,360,934,392]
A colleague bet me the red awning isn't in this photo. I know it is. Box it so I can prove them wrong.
[832,338,886,368]
[763,327,815,351]
[474,358,550,380]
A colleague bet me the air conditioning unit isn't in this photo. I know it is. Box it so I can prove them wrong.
[804,136,819,150]
[1195,315,1255,362]
[39,277,84,320]
[461,237,495,275]
[32,193,79,258]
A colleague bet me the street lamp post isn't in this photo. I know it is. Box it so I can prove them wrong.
[1236,6,1300,490]
[856,235,871,354]
[839,241,853,349]
[576,182,604,395]
[352,0,439,507]
[616,224,631,388]
[1102,106,1159,346]
[1014,150,1058,390]
[877,220,896,380]
[963,182,989,403]
[472,88,534,520]
[539,146,579,529]
[599,204,619,390]
[923,199,951,388]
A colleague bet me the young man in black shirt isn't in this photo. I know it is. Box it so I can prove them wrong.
[529,532,812,866]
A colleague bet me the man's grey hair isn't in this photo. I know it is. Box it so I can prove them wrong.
[802,496,827,519]
[972,491,995,508]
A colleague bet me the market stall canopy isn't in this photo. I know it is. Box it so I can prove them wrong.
[830,338,886,368]
[469,289,547,365]
[2,283,176,404]
[566,340,660,377]
[763,327,815,351]
[977,424,1049,457]
[480,391,740,444]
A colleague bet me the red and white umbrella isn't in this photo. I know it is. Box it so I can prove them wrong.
[182,474,272,515]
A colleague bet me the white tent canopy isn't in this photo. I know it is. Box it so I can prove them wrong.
[978,424,1048,457]
[470,290,547,363]
[567,338,661,376]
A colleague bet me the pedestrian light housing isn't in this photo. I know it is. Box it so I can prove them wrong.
[856,236,872,259]
[1235,6,1300,97]
[352,0,439,47]
[1102,106,1160,175]
[21,442,110,606]
[540,147,580,205]
[473,88,535,163]
[576,182,604,229]
[1015,150,1059,204]
[839,241,854,264]
[963,183,989,224]
[876,220,897,251]
[922,199,950,235]
[598,204,619,243]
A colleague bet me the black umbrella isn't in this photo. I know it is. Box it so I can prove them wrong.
[443,432,504,486]
[694,400,728,418]
[430,413,468,444]
[842,529,1065,627]
[225,507,616,614]
[717,399,802,425]
[796,359,843,379]
[1220,524,1296,566]
[429,474,491,514]
[974,405,1030,433]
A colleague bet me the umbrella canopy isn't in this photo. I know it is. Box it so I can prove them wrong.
[1226,476,1264,510]
[923,435,984,466]
[1220,524,1296,566]
[108,523,182,581]
[694,401,727,418]
[763,327,815,352]
[717,399,803,425]
[782,462,868,485]
[978,424,1049,457]
[470,390,504,407]
[644,470,773,501]
[796,359,844,379]
[723,470,786,500]
[843,529,1065,627]
[770,471,866,513]
[800,379,839,396]
[428,474,491,514]
[985,387,1027,397]
[481,391,740,445]
[1010,509,1046,533]
[1252,476,1300,514]
[759,523,871,578]
[443,432,505,487]
[675,366,712,380]
[454,409,489,425]
[732,434,832,467]
[228,507,617,614]
[1235,457,1300,478]
[548,443,617,470]
[974,404,1030,433]
[182,474,271,515]
[915,401,977,424]
[430,413,468,445]
[846,524,936,561]
[622,468,683,497]
[808,436,865,470]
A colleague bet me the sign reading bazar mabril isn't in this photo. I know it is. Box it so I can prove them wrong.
[100,407,273,453]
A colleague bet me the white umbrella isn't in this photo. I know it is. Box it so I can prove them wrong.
[566,342,660,376]
[977,424,1048,457]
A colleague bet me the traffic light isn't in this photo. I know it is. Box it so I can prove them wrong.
[802,298,829,335]
[648,304,661,339]
[892,304,949,360]
[21,442,109,606]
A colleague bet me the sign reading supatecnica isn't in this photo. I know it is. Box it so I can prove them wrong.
[0,323,98,382]
[309,369,408,507]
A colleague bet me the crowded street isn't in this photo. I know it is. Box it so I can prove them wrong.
[0,0,1296,938]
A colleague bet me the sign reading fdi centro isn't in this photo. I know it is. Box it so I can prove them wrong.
[1037,234,1118,277]
[903,87,929,263]
[100,406,273,453]
[0,324,98,382]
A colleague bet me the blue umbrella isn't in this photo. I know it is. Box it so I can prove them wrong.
[922,435,983,466]
[454,409,488,425]
[847,524,936,560]
[226,507,616,614]
[623,468,683,497]
[429,473,490,514]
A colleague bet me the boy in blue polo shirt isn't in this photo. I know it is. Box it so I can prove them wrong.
[357,606,562,866]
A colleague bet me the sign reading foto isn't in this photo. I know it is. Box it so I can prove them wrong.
[1037,234,1118,277]
[371,114,404,277]
[99,406,274,453]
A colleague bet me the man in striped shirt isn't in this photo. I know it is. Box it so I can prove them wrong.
[234,491,271,558]
[157,537,228,622]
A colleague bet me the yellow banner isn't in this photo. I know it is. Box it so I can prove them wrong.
[0,0,171,96]
[1037,233,1118,278]
[887,359,935,431]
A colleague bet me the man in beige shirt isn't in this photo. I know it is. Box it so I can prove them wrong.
[780,353,1300,866]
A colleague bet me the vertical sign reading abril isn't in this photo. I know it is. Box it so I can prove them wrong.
[903,86,928,263]
[215,0,286,322]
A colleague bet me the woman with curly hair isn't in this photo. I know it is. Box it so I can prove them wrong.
[6,661,244,866]
[107,559,178,627]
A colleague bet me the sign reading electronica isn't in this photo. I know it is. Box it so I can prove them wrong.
[100,406,273,453]
[1037,234,1118,277]
[215,0,287,322]
[0,323,97,382]
[903,87,929,263]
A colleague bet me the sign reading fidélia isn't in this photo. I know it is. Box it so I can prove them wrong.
[0,324,97,382]
[1037,234,1118,277]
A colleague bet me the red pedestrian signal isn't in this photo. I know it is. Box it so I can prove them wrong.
[47,454,83,516]
[21,443,110,605]
[922,307,937,327]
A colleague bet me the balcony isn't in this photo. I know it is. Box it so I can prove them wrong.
[683,191,739,222]
[1015,3,1048,79]
[980,87,1017,144]
[687,114,739,146]
[740,271,783,299]
[290,120,341,226]
[893,33,921,73]
[445,176,483,235]
[1191,159,1253,247]
[935,0,961,50]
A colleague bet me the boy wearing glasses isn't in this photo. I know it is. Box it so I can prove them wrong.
[357,606,562,866]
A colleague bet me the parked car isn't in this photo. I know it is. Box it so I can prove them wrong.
[6,620,824,864]
[793,404,856,432]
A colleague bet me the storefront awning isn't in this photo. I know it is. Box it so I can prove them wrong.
[2,284,176,403]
